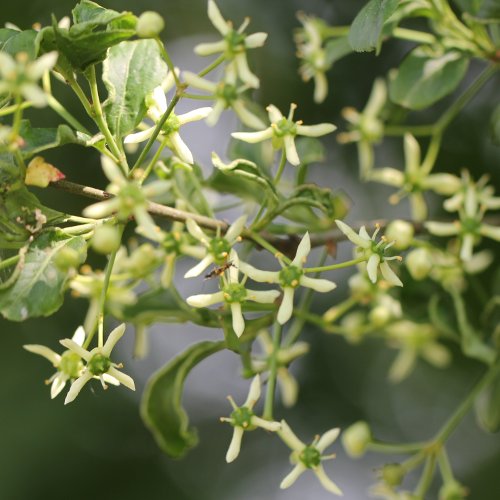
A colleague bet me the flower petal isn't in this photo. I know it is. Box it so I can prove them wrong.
[186,291,225,308]
[59,338,91,361]
[102,323,126,356]
[246,289,281,303]
[225,214,247,243]
[280,464,307,490]
[300,276,337,293]
[279,419,306,451]
[64,371,93,404]
[226,427,244,463]
[244,32,268,48]
[284,135,300,166]
[336,220,369,248]
[23,344,60,365]
[123,127,156,144]
[208,0,230,35]
[296,123,336,137]
[184,255,214,278]
[244,375,261,407]
[232,128,274,143]
[314,464,343,496]
[231,302,245,337]
[316,428,340,452]
[169,131,194,164]
[292,232,311,266]
[380,261,403,287]
[366,254,380,284]
[107,366,135,391]
[277,287,295,324]
[50,374,68,399]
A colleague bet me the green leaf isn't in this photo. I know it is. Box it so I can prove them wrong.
[389,48,469,110]
[475,371,500,432]
[102,40,168,138]
[348,0,399,53]
[295,137,326,166]
[0,29,38,59]
[324,36,354,66]
[491,102,500,145]
[0,232,87,321]
[51,1,137,71]
[19,120,85,159]
[141,341,225,457]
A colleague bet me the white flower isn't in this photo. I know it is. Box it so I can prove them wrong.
[232,103,336,166]
[369,134,461,220]
[0,51,58,107]
[240,232,337,324]
[124,86,212,163]
[335,220,403,287]
[82,156,168,241]
[337,78,387,179]
[252,330,309,407]
[183,214,247,278]
[182,70,266,129]
[194,0,268,88]
[278,420,343,496]
[220,375,281,462]
[23,326,86,399]
[186,250,280,337]
[295,12,330,103]
[60,323,135,404]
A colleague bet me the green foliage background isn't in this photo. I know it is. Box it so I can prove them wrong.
[1,1,499,499]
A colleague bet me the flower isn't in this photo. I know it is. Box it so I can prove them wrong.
[220,375,281,462]
[232,103,336,166]
[337,78,387,179]
[124,86,212,163]
[194,0,268,88]
[335,220,403,287]
[186,250,280,336]
[240,232,337,324]
[60,323,135,404]
[0,51,58,107]
[295,12,330,103]
[23,326,86,399]
[82,156,168,241]
[368,134,461,220]
[252,330,309,407]
[182,70,266,129]
[278,420,342,495]
[183,214,247,278]
[425,172,500,261]
[341,421,372,458]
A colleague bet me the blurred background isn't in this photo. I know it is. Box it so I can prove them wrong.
[1,1,499,499]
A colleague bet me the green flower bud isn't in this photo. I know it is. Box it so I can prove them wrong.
[406,248,432,280]
[54,246,82,271]
[88,353,112,376]
[137,11,165,38]
[91,225,121,255]
[385,220,414,250]
[381,463,405,487]
[439,480,468,500]
[341,421,371,458]
[369,305,391,327]
[299,445,321,468]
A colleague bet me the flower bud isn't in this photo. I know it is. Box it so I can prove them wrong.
[369,305,391,327]
[341,421,371,458]
[381,463,405,487]
[91,225,121,255]
[54,246,82,271]
[385,220,414,250]
[439,480,468,500]
[406,247,432,280]
[137,11,165,38]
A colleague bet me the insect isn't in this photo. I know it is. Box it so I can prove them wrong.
[204,261,235,280]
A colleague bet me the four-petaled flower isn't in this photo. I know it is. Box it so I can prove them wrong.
[124,86,212,164]
[194,0,268,89]
[24,326,86,399]
[278,420,343,495]
[186,250,280,336]
[240,232,337,324]
[183,215,247,278]
[60,323,135,404]
[182,70,265,129]
[82,156,169,241]
[335,220,403,287]
[368,133,461,220]
[232,104,336,166]
[220,375,281,462]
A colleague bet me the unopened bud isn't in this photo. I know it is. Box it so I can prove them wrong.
[406,248,432,280]
[137,11,165,38]
[342,421,371,458]
[91,225,121,254]
[381,463,405,487]
[385,220,414,250]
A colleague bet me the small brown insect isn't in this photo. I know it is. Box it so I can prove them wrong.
[204,261,235,280]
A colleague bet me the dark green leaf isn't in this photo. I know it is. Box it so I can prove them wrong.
[295,137,326,166]
[19,120,86,159]
[324,37,354,66]
[389,48,469,110]
[475,371,500,432]
[348,0,399,53]
[141,341,225,457]
[0,232,86,321]
[103,40,168,138]
[0,29,38,59]
[51,1,137,71]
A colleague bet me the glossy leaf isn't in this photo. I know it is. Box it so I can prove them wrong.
[141,341,225,457]
[19,120,85,159]
[389,48,469,110]
[103,40,168,138]
[348,0,399,53]
[0,232,87,321]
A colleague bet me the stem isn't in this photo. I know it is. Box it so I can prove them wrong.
[180,93,214,100]
[384,124,435,137]
[437,448,455,483]
[87,66,126,170]
[420,132,442,175]
[46,94,91,135]
[244,229,292,265]
[130,93,180,176]
[434,359,500,444]
[414,454,437,498]
[198,54,225,77]
[0,254,20,271]
[273,149,287,185]
[139,136,169,185]
[263,321,283,420]
[368,440,428,454]
[0,101,31,117]
[304,256,366,273]
[10,94,24,139]
[67,75,94,119]
[156,39,182,88]
[392,27,437,45]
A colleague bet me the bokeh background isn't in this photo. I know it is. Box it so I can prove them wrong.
[1,1,499,499]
